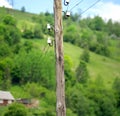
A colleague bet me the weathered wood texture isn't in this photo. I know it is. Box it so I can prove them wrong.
[54,0,66,116]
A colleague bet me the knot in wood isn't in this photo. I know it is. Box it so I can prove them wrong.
[57,102,62,109]
[55,28,59,33]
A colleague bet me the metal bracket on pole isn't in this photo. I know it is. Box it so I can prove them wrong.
[64,0,70,6]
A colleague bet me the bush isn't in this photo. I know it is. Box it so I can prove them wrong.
[2,15,17,26]
[0,20,21,46]
[22,29,34,39]
[0,41,11,58]
[76,61,89,83]
[113,77,120,107]
[3,103,28,116]
[80,48,90,63]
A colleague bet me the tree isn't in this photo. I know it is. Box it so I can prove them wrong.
[88,16,105,31]
[87,82,117,116]
[33,24,44,39]
[21,6,26,12]
[64,25,80,44]
[0,16,21,46]
[0,40,11,58]
[4,103,28,116]
[2,15,17,26]
[70,13,80,22]
[112,22,120,37]
[64,55,75,86]
[4,25,21,45]
[80,48,90,63]
[22,29,34,39]
[66,84,93,116]
[113,77,120,108]
[0,57,13,90]
[106,19,113,35]
[78,28,94,48]
[76,61,89,83]
[11,50,55,89]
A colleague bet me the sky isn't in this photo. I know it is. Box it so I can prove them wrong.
[0,0,120,22]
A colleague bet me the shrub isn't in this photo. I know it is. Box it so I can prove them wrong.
[3,103,28,116]
[76,61,89,83]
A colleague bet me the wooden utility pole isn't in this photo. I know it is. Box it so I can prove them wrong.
[54,0,66,116]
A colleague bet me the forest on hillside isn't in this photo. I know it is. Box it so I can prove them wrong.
[0,7,120,116]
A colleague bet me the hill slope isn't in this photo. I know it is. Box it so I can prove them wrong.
[30,39,120,87]
[1,6,120,116]
[65,42,120,87]
[0,6,120,86]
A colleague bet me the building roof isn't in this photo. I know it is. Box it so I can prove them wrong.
[0,91,14,100]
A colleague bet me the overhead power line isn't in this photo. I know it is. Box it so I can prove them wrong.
[70,0,84,11]
[81,0,101,15]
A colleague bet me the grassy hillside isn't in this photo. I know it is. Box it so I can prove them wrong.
[0,7,36,21]
[0,5,120,90]
[64,42,120,87]
[27,39,120,87]
[0,5,120,88]
[68,43,120,85]
[1,6,120,116]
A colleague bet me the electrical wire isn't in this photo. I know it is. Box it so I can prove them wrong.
[80,0,101,15]
[66,1,70,12]
[72,0,81,5]
[42,38,51,54]
[7,0,14,7]
[70,0,84,11]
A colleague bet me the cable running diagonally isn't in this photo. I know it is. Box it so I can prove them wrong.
[70,0,84,11]
[81,0,101,15]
